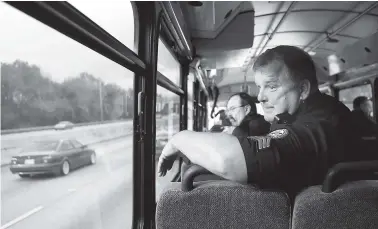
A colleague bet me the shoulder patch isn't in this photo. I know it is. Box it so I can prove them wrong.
[268,129,289,139]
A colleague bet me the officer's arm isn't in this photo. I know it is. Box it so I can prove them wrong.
[171,130,248,183]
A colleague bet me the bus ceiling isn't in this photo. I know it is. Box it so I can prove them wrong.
[164,1,378,100]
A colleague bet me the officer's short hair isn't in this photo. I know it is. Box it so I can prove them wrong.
[252,45,318,88]
[353,96,368,109]
[228,92,258,114]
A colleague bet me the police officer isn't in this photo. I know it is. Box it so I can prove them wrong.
[157,45,362,195]
[224,92,270,136]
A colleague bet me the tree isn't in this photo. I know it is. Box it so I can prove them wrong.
[1,60,135,130]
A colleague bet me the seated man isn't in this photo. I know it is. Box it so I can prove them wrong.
[351,96,377,137]
[224,92,270,136]
[158,45,364,195]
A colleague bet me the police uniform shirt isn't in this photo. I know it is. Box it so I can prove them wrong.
[232,113,271,137]
[237,90,360,194]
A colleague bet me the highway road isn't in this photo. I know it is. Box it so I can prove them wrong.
[1,135,178,229]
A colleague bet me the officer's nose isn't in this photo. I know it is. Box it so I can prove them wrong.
[257,88,267,103]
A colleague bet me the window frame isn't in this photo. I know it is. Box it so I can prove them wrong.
[5,1,147,228]
[336,81,373,111]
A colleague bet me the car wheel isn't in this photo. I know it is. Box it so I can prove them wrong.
[60,160,70,176]
[89,152,96,165]
[19,174,30,178]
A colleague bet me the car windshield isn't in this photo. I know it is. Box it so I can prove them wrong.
[25,141,59,151]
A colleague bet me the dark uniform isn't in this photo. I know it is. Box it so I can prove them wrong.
[232,113,271,137]
[237,90,367,195]
[350,109,377,137]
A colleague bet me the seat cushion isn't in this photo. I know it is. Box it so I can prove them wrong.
[156,180,291,229]
[292,180,378,229]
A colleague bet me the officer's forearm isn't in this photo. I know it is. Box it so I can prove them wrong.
[171,130,248,183]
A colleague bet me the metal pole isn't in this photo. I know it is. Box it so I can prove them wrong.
[125,93,128,117]
[99,80,103,121]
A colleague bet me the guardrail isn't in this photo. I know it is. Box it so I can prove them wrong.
[1,118,133,135]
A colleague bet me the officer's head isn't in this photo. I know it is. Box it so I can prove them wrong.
[353,96,373,117]
[252,45,318,122]
[226,92,258,126]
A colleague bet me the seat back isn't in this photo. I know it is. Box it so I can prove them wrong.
[293,161,378,229]
[156,179,291,229]
[292,180,378,229]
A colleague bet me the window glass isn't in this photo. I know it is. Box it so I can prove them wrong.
[71,140,83,148]
[158,38,181,86]
[339,84,372,111]
[156,86,181,199]
[68,0,135,51]
[60,141,74,151]
[0,2,134,229]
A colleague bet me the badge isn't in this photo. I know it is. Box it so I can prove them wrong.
[268,129,289,139]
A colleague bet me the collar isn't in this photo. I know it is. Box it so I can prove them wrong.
[293,90,323,116]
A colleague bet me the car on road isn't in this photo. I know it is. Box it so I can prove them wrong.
[54,121,74,130]
[9,139,96,178]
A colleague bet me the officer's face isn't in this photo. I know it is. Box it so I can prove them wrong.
[226,96,250,126]
[254,61,302,122]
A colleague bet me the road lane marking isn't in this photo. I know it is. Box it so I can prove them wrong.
[1,206,44,229]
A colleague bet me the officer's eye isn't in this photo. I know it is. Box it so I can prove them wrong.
[268,85,278,91]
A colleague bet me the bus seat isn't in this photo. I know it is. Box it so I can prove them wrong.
[156,165,291,229]
[292,161,378,229]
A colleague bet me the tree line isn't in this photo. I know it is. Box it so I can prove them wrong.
[1,60,134,130]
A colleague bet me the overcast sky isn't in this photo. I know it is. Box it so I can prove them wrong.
[0,1,180,95]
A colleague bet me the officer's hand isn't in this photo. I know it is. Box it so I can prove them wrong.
[157,140,179,177]
[222,126,236,134]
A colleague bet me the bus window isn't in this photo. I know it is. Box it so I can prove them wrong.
[156,86,181,198]
[158,38,181,86]
[1,1,135,228]
[68,1,135,51]
[256,103,264,115]
[339,84,372,111]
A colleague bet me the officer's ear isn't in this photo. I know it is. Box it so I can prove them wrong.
[299,79,311,101]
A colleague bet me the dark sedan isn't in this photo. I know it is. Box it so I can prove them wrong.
[9,139,96,178]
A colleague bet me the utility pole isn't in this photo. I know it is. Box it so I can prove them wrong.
[99,80,103,121]
[125,93,128,117]
[122,91,128,118]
